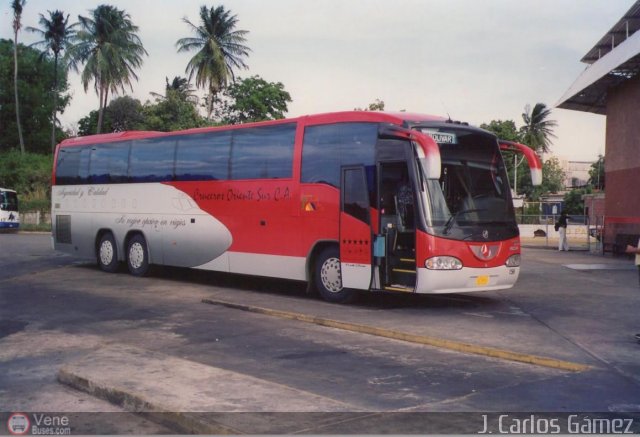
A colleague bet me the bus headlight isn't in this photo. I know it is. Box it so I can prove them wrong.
[505,254,521,267]
[425,256,463,270]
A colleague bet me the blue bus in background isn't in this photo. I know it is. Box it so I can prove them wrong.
[0,188,20,230]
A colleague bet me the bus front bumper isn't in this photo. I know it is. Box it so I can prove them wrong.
[415,265,520,294]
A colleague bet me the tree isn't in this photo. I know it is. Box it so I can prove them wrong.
[480,119,525,194]
[524,157,566,201]
[0,39,71,153]
[480,119,521,142]
[215,75,291,124]
[144,87,207,131]
[176,5,250,119]
[520,103,557,154]
[588,154,605,190]
[355,99,385,111]
[68,5,147,134]
[108,96,146,132]
[563,187,591,215]
[11,0,26,155]
[27,10,76,153]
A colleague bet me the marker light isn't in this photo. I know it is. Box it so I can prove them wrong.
[505,254,521,267]
[425,256,463,270]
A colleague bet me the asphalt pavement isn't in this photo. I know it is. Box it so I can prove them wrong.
[1,232,639,434]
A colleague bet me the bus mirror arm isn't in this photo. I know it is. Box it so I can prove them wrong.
[378,127,441,179]
[415,135,441,180]
[499,140,542,186]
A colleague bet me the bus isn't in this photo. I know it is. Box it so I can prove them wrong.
[0,188,20,230]
[51,111,541,303]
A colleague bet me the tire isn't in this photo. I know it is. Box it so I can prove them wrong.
[314,247,356,304]
[126,234,150,276]
[97,232,119,273]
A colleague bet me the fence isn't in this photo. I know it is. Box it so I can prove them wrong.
[20,210,51,228]
[517,215,598,251]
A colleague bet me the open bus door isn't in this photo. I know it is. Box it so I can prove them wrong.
[339,165,373,290]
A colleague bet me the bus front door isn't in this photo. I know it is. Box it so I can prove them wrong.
[377,162,417,292]
[339,166,373,290]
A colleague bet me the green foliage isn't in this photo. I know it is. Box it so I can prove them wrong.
[355,99,385,111]
[480,120,521,142]
[144,89,208,131]
[68,5,147,133]
[563,187,592,215]
[0,39,70,153]
[520,103,557,154]
[524,157,566,201]
[214,75,291,124]
[588,155,605,190]
[78,92,209,135]
[0,150,52,207]
[177,5,250,118]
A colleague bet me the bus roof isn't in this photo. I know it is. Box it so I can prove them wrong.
[57,111,447,148]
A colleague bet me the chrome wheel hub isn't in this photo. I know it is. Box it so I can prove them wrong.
[320,257,342,293]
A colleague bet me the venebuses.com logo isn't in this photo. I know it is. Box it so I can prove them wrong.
[7,413,30,435]
[5,413,71,435]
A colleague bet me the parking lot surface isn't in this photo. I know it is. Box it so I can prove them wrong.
[1,233,639,433]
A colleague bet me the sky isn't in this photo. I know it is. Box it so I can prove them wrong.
[0,0,633,161]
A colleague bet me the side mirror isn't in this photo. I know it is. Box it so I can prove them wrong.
[499,140,543,186]
[414,134,441,180]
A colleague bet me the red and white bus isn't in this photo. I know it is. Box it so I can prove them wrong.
[51,111,541,303]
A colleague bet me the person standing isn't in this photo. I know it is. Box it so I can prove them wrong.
[557,211,569,251]
[625,239,640,342]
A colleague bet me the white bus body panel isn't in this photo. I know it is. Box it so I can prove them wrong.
[52,183,232,267]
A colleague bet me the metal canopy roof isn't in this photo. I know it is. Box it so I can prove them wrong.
[557,0,640,114]
[581,1,640,64]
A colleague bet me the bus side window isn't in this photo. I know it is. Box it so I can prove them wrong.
[88,142,130,184]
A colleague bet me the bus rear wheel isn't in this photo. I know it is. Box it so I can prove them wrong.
[314,247,355,304]
[127,234,150,276]
[98,232,119,273]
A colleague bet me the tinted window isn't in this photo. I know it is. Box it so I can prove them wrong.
[302,123,378,187]
[0,191,18,211]
[343,168,370,223]
[89,142,130,183]
[56,147,90,185]
[175,132,231,181]
[129,137,176,182]
[230,124,296,180]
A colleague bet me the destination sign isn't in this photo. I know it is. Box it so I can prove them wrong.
[420,129,458,145]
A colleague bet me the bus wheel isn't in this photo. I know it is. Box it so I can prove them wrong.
[127,234,150,276]
[314,247,355,304]
[98,232,119,273]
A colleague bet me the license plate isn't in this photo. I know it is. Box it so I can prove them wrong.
[475,275,489,286]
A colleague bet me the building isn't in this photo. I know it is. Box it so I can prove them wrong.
[557,1,640,251]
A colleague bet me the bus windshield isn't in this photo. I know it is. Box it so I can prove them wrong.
[418,128,517,241]
[0,190,18,212]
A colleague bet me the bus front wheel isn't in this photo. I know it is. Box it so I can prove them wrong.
[98,232,119,273]
[314,247,355,304]
[127,234,150,276]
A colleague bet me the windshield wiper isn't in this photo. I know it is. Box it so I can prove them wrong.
[443,208,486,235]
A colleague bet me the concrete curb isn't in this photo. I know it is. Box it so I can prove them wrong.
[57,344,357,434]
[202,298,592,373]
[57,366,241,434]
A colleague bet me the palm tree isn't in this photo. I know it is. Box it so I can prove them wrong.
[68,5,147,134]
[176,5,250,118]
[27,10,76,153]
[520,103,557,154]
[11,0,26,154]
